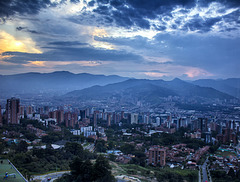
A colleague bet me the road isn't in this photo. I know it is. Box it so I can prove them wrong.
[236,142,240,156]
[84,143,95,152]
[33,171,70,182]
[202,158,209,182]
[199,167,201,182]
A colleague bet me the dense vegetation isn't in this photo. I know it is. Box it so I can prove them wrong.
[211,169,240,182]
[5,142,96,179]
[56,155,115,182]
[0,119,234,182]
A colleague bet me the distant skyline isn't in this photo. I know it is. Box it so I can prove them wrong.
[0,0,240,80]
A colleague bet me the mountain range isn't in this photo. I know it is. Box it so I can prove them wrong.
[0,71,239,101]
[64,78,236,102]
[0,71,129,95]
[192,78,240,99]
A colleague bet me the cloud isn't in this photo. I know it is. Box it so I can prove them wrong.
[94,35,151,50]
[78,0,240,35]
[92,32,240,78]
[153,33,240,77]
[181,16,222,33]
[1,0,239,35]
[0,30,41,54]
[0,0,239,79]
[1,46,144,63]
[48,41,89,46]
[16,26,41,34]
[0,0,55,22]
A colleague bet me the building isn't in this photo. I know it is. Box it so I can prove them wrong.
[80,126,96,137]
[148,145,166,166]
[205,131,212,143]
[49,110,64,124]
[121,111,124,120]
[143,115,149,124]
[64,111,78,128]
[0,104,2,126]
[177,118,182,130]
[131,113,138,124]
[80,110,86,120]
[6,98,20,124]
[107,113,111,127]
[93,111,99,128]
[44,106,49,115]
[156,117,160,126]
[112,112,117,124]
[19,106,25,119]
[56,110,64,124]
[26,106,33,118]
[216,127,237,145]
[27,124,47,138]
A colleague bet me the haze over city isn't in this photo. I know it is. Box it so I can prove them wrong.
[0,0,240,80]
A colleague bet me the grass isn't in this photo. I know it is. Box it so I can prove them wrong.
[111,162,198,182]
[114,163,156,182]
[0,159,26,182]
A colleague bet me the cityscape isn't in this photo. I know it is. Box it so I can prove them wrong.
[0,0,240,182]
[0,74,240,182]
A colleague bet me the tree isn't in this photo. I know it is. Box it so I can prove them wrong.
[120,143,135,154]
[109,154,116,162]
[70,157,84,178]
[24,132,37,141]
[16,140,28,153]
[0,139,6,154]
[79,159,93,182]
[86,137,95,143]
[93,155,115,182]
[228,168,235,179]
[65,142,83,156]
[95,140,106,153]
[69,158,94,181]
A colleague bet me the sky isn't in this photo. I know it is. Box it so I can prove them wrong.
[0,0,239,80]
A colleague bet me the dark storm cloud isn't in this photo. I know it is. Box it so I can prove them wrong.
[85,0,240,33]
[1,0,239,34]
[1,46,144,63]
[88,1,95,6]
[181,16,222,33]
[91,0,195,28]
[198,0,240,8]
[0,0,55,21]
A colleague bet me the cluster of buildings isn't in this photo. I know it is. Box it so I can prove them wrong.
[145,144,211,168]
[209,145,240,174]
[26,124,47,138]
[1,97,239,146]
[167,144,194,164]
[71,126,107,141]
[216,121,238,144]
